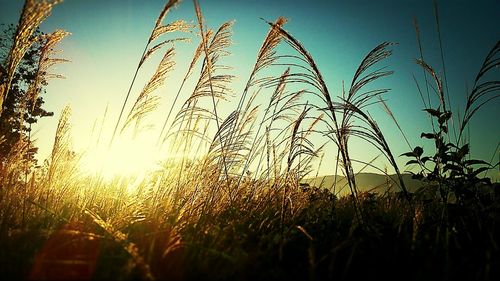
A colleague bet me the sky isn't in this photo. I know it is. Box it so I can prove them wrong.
[0,0,499,179]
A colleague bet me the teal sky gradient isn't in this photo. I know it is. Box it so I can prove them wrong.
[0,0,499,179]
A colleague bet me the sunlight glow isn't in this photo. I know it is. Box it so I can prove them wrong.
[80,137,163,180]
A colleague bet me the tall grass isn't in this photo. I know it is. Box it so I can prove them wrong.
[110,0,190,145]
[0,0,61,115]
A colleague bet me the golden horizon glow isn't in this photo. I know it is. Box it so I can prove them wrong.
[79,136,163,180]
[78,130,210,181]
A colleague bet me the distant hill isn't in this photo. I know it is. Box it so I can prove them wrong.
[302,173,425,197]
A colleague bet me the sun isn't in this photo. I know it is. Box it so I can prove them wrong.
[80,137,163,180]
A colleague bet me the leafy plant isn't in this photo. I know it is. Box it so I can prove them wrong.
[403,41,500,205]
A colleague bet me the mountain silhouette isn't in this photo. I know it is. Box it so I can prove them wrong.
[302,173,425,196]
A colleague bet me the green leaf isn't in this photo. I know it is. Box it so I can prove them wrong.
[446,143,459,149]
[406,160,420,165]
[470,167,490,178]
[464,159,490,166]
[458,144,470,159]
[421,156,431,163]
[421,132,437,139]
[424,108,441,117]
[413,146,424,157]
[443,146,451,154]
[438,111,452,124]
[401,151,416,157]
[441,154,451,163]
[443,164,462,172]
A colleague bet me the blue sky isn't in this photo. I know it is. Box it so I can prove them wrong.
[0,0,499,178]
